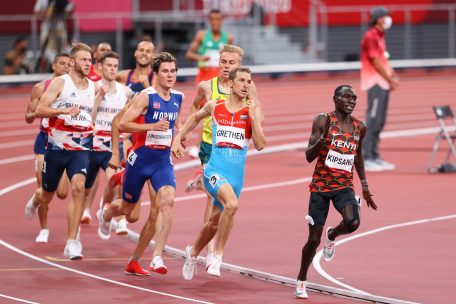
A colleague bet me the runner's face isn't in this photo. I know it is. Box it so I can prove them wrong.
[135,41,154,68]
[230,71,251,99]
[101,57,119,81]
[209,13,223,32]
[335,87,357,114]
[72,50,92,77]
[52,56,71,76]
[219,52,241,79]
[155,61,177,90]
[95,43,112,61]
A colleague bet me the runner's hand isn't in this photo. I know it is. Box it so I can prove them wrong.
[67,107,80,117]
[108,154,120,170]
[362,188,377,210]
[152,115,169,131]
[171,140,185,159]
[247,100,260,121]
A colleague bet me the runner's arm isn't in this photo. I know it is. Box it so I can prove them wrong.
[305,113,329,163]
[247,99,266,150]
[354,123,377,210]
[174,100,214,143]
[185,31,207,62]
[119,92,168,133]
[25,82,44,123]
[36,78,79,118]
[248,81,264,123]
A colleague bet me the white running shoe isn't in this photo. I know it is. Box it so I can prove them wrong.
[364,159,384,172]
[206,254,222,277]
[115,218,128,235]
[97,204,112,240]
[25,194,38,220]
[35,229,49,243]
[323,227,336,262]
[63,240,83,260]
[205,252,214,271]
[375,158,395,171]
[76,227,82,252]
[80,208,92,225]
[187,146,199,159]
[295,280,308,299]
[149,256,168,274]
[182,245,197,280]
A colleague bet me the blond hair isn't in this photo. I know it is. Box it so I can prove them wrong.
[220,44,244,60]
[70,42,92,57]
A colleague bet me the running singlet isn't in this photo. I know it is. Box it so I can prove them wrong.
[126,69,153,94]
[47,74,95,151]
[309,111,363,192]
[93,81,128,152]
[206,100,251,175]
[198,30,228,68]
[131,87,183,151]
[39,79,52,133]
[201,77,230,145]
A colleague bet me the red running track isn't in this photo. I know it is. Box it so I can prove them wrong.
[0,70,455,303]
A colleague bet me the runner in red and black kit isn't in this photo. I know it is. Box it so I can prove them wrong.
[295,85,377,299]
[88,42,112,82]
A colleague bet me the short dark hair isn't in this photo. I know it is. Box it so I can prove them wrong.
[53,52,70,63]
[152,52,178,73]
[334,85,353,96]
[229,67,252,81]
[98,51,120,64]
[209,9,221,16]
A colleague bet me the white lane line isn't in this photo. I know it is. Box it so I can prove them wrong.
[0,129,37,138]
[0,293,39,304]
[0,240,213,304]
[0,178,35,196]
[0,140,34,150]
[312,214,456,294]
[0,155,34,166]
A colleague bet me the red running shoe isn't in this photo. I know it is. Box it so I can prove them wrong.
[125,260,150,276]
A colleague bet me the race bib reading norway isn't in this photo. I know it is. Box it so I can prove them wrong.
[325,149,354,172]
[61,110,92,129]
[145,129,172,147]
[215,125,247,149]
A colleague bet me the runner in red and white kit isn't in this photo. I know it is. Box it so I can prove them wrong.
[295,85,377,299]
[25,42,98,260]
[25,53,71,243]
[84,51,133,234]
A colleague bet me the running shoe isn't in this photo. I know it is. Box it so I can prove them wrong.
[295,280,308,299]
[80,208,92,225]
[115,218,128,235]
[35,229,49,243]
[185,170,203,193]
[205,252,214,271]
[63,240,83,260]
[182,245,197,280]
[97,204,112,240]
[323,227,336,262]
[149,256,168,274]
[206,254,222,277]
[374,158,395,171]
[364,159,384,172]
[125,260,150,276]
[25,194,38,220]
[187,145,200,159]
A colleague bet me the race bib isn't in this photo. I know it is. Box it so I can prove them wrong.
[95,112,113,131]
[145,129,172,147]
[61,110,92,128]
[215,125,247,149]
[204,49,220,67]
[325,149,354,172]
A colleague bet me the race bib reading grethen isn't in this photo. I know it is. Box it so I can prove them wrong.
[145,129,172,147]
[325,149,354,172]
[61,110,92,128]
[215,125,247,149]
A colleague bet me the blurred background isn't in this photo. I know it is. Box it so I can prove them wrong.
[1,0,455,74]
